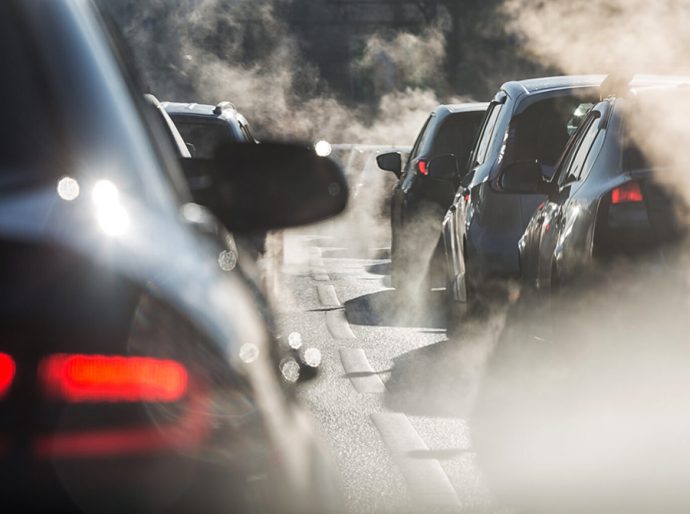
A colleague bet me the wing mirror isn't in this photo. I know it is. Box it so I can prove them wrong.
[496,160,553,195]
[427,154,459,181]
[376,152,402,179]
[179,141,348,232]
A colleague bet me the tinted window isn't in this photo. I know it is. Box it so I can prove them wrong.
[174,119,236,158]
[556,111,601,187]
[505,96,596,168]
[403,116,431,173]
[577,122,605,182]
[431,112,484,172]
[472,103,502,167]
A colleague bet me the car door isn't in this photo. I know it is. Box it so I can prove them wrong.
[536,110,605,291]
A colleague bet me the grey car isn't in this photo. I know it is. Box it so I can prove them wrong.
[376,103,488,292]
[442,76,603,330]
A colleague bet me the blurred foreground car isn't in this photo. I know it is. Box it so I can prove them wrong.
[376,103,488,291]
[442,76,602,331]
[501,76,690,299]
[0,0,347,512]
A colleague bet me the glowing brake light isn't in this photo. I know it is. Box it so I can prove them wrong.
[0,353,15,398]
[417,159,429,176]
[39,354,188,403]
[611,182,643,204]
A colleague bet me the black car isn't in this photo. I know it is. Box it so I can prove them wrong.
[163,101,268,256]
[147,94,241,272]
[376,103,488,292]
[0,0,347,511]
[501,77,690,299]
[442,76,603,330]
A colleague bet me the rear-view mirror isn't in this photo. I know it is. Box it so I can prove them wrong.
[376,152,402,179]
[496,160,549,195]
[180,142,349,232]
[427,154,459,181]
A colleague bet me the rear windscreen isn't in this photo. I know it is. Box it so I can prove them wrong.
[431,112,484,172]
[505,95,598,167]
[173,118,238,159]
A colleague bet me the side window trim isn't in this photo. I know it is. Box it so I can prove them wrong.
[471,102,502,168]
[555,111,600,188]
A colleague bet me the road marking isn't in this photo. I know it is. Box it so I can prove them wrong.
[317,284,341,307]
[309,248,329,281]
[326,309,356,339]
[371,413,461,508]
[339,349,385,393]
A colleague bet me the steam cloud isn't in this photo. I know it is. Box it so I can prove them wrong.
[470,2,690,513]
[104,0,462,145]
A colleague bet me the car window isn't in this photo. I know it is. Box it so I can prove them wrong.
[567,102,595,135]
[577,121,605,183]
[404,116,431,172]
[505,96,595,169]
[173,118,236,158]
[556,111,601,187]
[431,112,484,171]
[471,103,502,168]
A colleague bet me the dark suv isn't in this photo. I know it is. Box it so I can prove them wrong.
[164,101,267,256]
[442,76,602,327]
[376,103,488,291]
[163,101,256,157]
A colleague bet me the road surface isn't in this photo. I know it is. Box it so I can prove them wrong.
[274,218,501,514]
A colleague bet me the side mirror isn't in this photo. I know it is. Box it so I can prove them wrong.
[376,152,402,179]
[427,154,459,181]
[497,160,550,195]
[185,142,197,157]
[180,142,348,232]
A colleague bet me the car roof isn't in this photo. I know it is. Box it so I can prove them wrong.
[438,102,490,114]
[502,74,690,99]
[502,75,606,98]
[161,101,246,124]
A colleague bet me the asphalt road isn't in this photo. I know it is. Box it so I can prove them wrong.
[274,217,502,514]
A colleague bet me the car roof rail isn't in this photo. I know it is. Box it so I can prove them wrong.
[600,72,634,101]
[213,101,236,115]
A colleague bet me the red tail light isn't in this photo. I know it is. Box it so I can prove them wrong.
[611,182,643,204]
[417,159,429,176]
[0,353,15,398]
[39,354,188,403]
